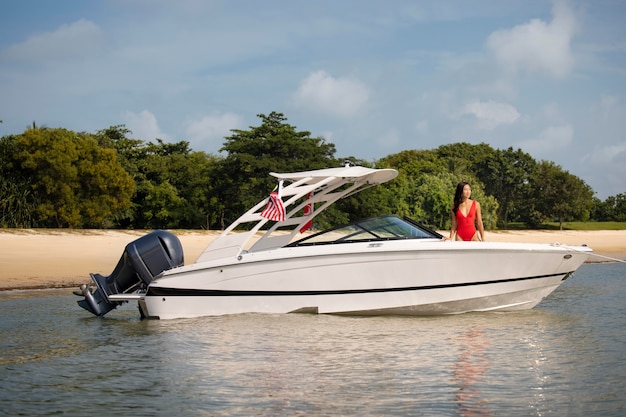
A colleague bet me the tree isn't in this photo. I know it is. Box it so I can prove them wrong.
[592,193,626,222]
[436,142,496,176]
[527,161,594,229]
[0,151,36,227]
[133,139,218,229]
[0,181,34,227]
[378,148,498,230]
[473,147,537,228]
[377,149,449,224]
[609,194,626,222]
[216,112,337,227]
[1,119,611,230]
[99,126,221,229]
[415,172,459,229]
[8,127,134,227]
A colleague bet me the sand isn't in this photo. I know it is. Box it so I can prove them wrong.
[1,228,624,291]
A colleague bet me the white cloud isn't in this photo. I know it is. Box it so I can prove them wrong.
[292,70,370,117]
[585,142,626,193]
[123,110,169,141]
[462,99,520,130]
[4,19,105,62]
[185,112,244,149]
[486,0,577,78]
[586,142,626,165]
[518,124,574,154]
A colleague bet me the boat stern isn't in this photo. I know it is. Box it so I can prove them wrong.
[75,230,184,317]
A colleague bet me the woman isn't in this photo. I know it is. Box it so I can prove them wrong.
[449,182,485,241]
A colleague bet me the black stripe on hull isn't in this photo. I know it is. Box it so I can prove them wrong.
[146,271,574,297]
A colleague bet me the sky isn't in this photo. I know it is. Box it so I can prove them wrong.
[1,0,625,199]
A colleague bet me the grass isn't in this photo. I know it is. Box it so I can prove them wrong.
[503,222,626,231]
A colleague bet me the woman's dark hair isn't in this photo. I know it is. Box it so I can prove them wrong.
[452,182,470,214]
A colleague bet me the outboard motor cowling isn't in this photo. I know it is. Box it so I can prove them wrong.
[77,230,184,317]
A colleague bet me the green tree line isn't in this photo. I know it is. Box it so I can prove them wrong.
[1,112,623,230]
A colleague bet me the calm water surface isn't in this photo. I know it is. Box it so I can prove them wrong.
[1,263,625,416]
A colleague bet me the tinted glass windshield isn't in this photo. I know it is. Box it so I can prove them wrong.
[288,216,441,246]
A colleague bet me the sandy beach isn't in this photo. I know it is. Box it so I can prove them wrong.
[1,228,624,291]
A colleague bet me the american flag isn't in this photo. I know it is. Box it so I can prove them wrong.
[260,180,286,222]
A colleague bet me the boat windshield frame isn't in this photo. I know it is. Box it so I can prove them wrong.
[287,215,443,247]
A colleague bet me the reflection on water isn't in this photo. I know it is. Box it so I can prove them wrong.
[453,328,492,417]
[1,263,625,416]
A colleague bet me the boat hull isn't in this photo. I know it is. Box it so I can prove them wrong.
[140,241,589,319]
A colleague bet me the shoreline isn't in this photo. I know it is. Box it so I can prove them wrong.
[1,228,624,291]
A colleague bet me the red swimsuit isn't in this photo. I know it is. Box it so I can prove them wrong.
[456,200,477,241]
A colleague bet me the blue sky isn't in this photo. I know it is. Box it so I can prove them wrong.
[1,0,625,199]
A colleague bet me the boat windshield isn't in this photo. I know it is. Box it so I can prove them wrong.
[288,216,442,246]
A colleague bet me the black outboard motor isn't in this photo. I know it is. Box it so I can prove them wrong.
[76,230,184,317]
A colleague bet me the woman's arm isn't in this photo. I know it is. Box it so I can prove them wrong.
[475,201,485,241]
[449,208,457,240]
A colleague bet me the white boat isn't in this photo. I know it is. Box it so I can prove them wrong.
[76,165,592,319]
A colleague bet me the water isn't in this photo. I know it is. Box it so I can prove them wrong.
[1,263,625,417]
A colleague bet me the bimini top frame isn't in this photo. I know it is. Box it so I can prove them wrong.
[194,165,398,263]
